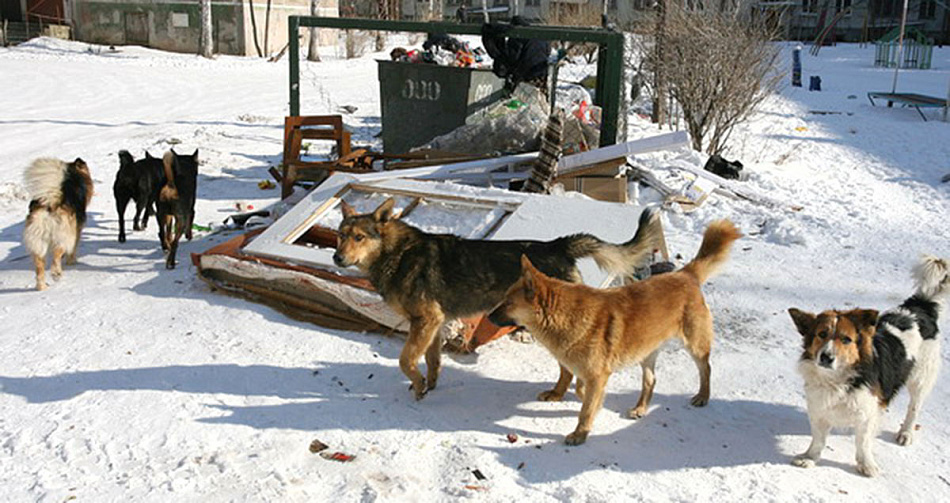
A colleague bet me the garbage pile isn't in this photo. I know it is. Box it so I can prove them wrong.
[390,34,488,69]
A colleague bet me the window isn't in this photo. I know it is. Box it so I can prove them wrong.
[919,0,936,19]
[526,0,541,7]
[872,0,901,18]
[835,0,851,12]
[802,0,819,14]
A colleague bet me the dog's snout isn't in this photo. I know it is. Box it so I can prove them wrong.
[488,302,516,327]
[819,352,834,367]
[332,252,345,267]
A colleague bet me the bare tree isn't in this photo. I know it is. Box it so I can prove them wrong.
[308,0,322,62]
[639,6,782,154]
[199,0,213,58]
[264,0,273,56]
[248,0,264,57]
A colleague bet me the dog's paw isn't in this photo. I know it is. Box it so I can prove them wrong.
[425,377,438,391]
[857,461,880,478]
[791,456,816,468]
[537,390,564,402]
[65,257,77,266]
[133,223,143,231]
[690,394,709,407]
[35,282,47,292]
[627,406,648,420]
[409,380,428,401]
[564,431,588,446]
[118,234,127,243]
[51,269,62,281]
[896,429,914,446]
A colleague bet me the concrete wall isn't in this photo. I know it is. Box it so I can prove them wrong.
[73,0,245,54]
[71,0,338,57]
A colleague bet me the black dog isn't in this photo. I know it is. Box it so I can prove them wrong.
[156,149,198,269]
[114,150,164,243]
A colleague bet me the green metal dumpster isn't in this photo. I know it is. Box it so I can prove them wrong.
[377,60,506,154]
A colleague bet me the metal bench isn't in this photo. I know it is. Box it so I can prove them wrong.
[867,92,948,121]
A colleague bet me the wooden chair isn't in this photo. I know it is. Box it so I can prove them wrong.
[281,115,353,198]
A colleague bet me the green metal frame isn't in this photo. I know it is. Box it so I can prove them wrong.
[288,16,625,147]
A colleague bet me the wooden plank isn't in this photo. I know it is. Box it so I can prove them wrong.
[557,131,690,175]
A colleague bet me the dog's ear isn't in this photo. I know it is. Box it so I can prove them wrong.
[520,254,537,300]
[73,158,88,171]
[843,309,878,333]
[788,308,816,338]
[844,308,878,352]
[145,151,154,159]
[373,198,396,223]
[340,200,356,219]
[844,308,878,359]
[191,149,199,160]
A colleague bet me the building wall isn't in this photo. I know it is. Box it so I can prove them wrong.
[72,0,245,54]
[71,0,338,57]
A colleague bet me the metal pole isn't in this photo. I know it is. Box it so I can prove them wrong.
[289,16,300,116]
[890,0,909,93]
[944,77,949,122]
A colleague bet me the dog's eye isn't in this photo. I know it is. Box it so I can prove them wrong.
[818,331,828,339]
[354,235,364,242]
[841,337,853,345]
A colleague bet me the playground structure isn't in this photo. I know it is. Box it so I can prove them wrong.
[874,27,934,69]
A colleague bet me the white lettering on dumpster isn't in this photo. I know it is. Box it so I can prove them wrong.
[401,79,442,101]
[474,84,493,102]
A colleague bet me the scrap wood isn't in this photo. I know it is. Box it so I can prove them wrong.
[942,173,950,183]
[558,130,690,176]
[643,161,802,212]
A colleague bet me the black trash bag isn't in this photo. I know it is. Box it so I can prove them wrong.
[423,34,465,54]
[481,16,550,93]
[703,154,744,180]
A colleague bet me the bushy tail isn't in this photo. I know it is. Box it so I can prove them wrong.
[682,219,742,284]
[160,151,179,201]
[912,255,950,302]
[23,158,68,207]
[565,206,662,277]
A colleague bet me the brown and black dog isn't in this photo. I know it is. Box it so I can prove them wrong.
[333,198,662,400]
[22,157,94,291]
[156,149,198,269]
[489,220,741,445]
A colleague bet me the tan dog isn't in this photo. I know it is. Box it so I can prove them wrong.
[489,220,741,445]
[23,158,94,290]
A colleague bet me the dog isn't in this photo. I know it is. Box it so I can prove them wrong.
[22,157,94,291]
[488,220,741,445]
[788,255,949,477]
[114,150,164,243]
[155,149,198,269]
[333,198,662,401]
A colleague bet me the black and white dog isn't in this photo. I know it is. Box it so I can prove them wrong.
[114,150,164,243]
[788,255,949,477]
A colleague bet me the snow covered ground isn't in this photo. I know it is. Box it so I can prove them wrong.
[1,37,949,501]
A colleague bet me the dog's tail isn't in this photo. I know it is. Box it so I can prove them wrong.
[681,219,742,284]
[23,158,69,207]
[912,255,950,303]
[118,150,135,171]
[564,207,662,277]
[160,151,179,201]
